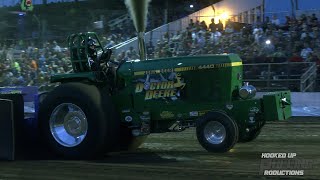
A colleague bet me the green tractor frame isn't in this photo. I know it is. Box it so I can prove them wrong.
[38,32,292,159]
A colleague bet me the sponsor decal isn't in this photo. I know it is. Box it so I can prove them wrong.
[226,104,233,110]
[133,62,242,76]
[160,111,175,119]
[198,110,210,116]
[237,72,243,80]
[189,111,199,117]
[124,116,133,122]
[189,110,210,117]
[121,109,130,113]
[248,112,255,123]
[249,107,260,113]
[135,73,186,100]
[248,107,259,123]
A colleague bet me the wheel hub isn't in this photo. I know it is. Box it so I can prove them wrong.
[64,113,85,137]
[203,121,226,144]
[50,103,88,147]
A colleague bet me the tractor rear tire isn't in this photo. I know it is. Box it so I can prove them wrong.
[38,82,117,159]
[38,91,49,104]
[196,111,238,153]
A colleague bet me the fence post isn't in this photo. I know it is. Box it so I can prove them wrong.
[300,75,304,92]
[312,65,317,91]
[267,63,271,89]
[286,61,290,88]
[315,72,318,91]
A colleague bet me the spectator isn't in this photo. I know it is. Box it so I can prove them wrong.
[217,20,223,32]
[208,18,216,32]
[271,15,280,27]
[196,32,206,48]
[310,27,320,39]
[301,43,313,60]
[126,46,139,60]
[253,26,263,45]
[311,13,318,24]
[289,52,304,62]
[52,41,61,53]
[300,29,312,42]
[225,20,234,34]
[200,20,208,30]
[147,41,155,59]
[210,30,222,45]
[262,16,271,31]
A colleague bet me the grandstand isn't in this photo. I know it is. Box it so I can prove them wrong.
[112,0,320,92]
[0,0,319,91]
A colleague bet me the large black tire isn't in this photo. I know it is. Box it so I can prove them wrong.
[238,128,262,143]
[38,91,49,104]
[117,126,148,151]
[38,82,118,159]
[196,111,238,153]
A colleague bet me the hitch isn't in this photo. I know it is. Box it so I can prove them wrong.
[168,120,185,132]
[168,120,195,132]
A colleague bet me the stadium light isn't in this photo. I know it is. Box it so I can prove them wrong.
[221,12,229,20]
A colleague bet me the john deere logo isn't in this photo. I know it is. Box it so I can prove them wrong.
[21,0,34,11]
[135,73,186,100]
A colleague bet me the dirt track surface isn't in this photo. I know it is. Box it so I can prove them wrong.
[1,121,320,180]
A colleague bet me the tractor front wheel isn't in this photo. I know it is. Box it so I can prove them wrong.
[196,111,238,153]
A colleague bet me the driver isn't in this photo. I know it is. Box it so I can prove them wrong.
[86,38,114,72]
[87,38,100,71]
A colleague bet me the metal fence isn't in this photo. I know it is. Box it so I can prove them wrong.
[243,62,318,92]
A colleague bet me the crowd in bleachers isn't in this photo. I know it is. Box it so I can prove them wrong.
[114,14,320,91]
[1,13,320,89]
[119,15,319,63]
[124,14,320,66]
[0,22,138,88]
[0,40,71,88]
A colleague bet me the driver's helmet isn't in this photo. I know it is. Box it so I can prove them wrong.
[87,38,97,56]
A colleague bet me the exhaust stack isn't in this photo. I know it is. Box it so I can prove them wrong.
[125,0,151,60]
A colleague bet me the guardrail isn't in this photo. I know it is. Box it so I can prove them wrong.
[300,62,318,92]
[243,62,318,92]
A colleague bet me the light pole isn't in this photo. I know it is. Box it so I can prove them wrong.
[164,0,168,24]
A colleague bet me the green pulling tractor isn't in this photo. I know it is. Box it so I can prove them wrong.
[38,32,292,159]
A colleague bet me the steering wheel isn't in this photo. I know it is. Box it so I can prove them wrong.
[100,49,112,63]
[95,49,112,73]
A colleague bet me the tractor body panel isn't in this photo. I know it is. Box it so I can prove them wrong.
[114,55,243,121]
[112,54,292,134]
